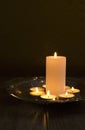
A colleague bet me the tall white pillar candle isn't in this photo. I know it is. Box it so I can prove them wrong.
[46,52,66,96]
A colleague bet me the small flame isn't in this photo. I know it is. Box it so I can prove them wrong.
[36,87,39,93]
[54,52,57,58]
[65,92,68,96]
[47,90,50,97]
[72,87,74,91]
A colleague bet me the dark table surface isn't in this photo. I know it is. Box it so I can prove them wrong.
[0,77,85,130]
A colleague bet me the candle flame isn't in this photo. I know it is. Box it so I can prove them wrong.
[36,87,39,93]
[65,92,68,96]
[72,87,74,91]
[47,90,50,96]
[54,52,57,58]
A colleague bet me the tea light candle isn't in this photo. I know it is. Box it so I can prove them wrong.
[67,87,80,94]
[59,92,74,99]
[46,52,66,96]
[41,90,56,99]
[30,87,44,96]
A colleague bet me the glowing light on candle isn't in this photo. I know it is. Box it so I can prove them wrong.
[47,90,50,97]
[36,87,39,93]
[59,91,74,98]
[30,87,44,96]
[41,90,56,99]
[67,87,80,94]
[54,52,57,58]
[72,87,74,91]
[65,91,68,97]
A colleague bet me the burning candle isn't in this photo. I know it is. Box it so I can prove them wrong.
[67,87,80,94]
[41,90,56,99]
[46,52,66,96]
[59,92,74,99]
[30,87,44,96]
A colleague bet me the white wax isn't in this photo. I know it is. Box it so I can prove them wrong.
[46,55,66,96]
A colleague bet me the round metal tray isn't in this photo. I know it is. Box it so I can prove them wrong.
[6,77,85,104]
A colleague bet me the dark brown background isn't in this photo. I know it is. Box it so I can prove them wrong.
[0,0,85,77]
